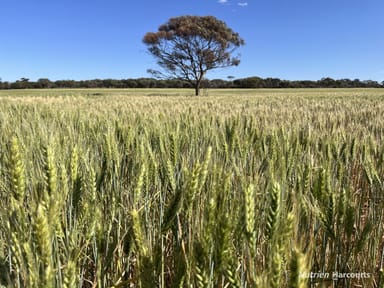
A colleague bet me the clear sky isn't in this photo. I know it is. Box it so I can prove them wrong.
[1,0,383,82]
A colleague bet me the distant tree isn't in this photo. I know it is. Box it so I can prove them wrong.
[210,79,230,88]
[319,77,336,87]
[54,80,76,88]
[143,15,244,96]
[37,78,52,88]
[10,78,30,89]
[234,77,264,88]
[363,80,381,88]
[0,81,9,89]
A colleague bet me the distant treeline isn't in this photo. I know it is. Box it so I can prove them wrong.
[0,76,383,89]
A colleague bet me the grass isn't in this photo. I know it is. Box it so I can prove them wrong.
[0,88,383,287]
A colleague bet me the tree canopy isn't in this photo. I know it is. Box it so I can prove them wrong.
[0,77,383,90]
[143,15,245,95]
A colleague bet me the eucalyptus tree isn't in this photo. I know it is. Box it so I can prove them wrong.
[143,15,244,96]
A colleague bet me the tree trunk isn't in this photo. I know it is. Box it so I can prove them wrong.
[194,82,200,96]
[195,78,202,96]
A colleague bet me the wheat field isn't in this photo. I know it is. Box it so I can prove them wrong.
[0,88,383,287]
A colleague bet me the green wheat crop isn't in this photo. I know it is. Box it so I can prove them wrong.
[0,88,383,287]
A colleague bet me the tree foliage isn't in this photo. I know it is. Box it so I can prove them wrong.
[143,15,245,95]
[0,77,383,90]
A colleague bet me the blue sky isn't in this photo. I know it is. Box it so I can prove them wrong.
[1,0,383,82]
